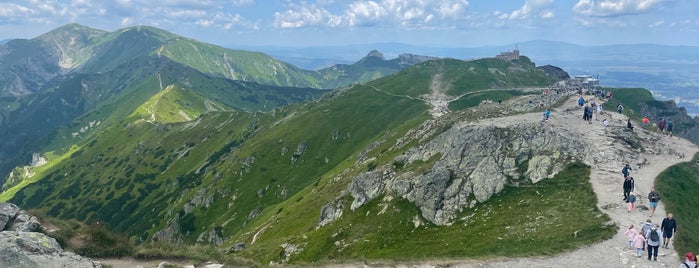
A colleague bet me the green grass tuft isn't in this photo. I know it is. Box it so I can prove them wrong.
[655,152,699,260]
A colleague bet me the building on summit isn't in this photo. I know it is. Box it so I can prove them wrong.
[495,46,520,61]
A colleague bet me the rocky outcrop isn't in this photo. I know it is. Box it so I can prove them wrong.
[636,99,699,145]
[0,231,102,268]
[537,65,570,80]
[0,202,101,268]
[348,123,587,226]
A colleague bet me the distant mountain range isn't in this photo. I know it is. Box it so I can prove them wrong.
[248,41,699,115]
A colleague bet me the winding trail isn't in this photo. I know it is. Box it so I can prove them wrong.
[439,95,698,268]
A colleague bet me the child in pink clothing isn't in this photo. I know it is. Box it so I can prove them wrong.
[624,224,639,249]
[632,232,647,257]
[627,192,636,212]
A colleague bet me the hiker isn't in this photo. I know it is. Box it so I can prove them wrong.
[627,119,634,130]
[658,118,666,133]
[597,104,603,115]
[641,219,654,250]
[545,108,551,120]
[623,176,634,201]
[661,213,677,249]
[627,192,636,212]
[667,119,674,137]
[578,96,585,108]
[680,252,696,268]
[646,225,662,261]
[642,117,650,128]
[633,231,646,257]
[648,186,661,217]
[624,224,640,249]
[602,118,609,127]
[622,164,632,179]
[617,103,624,113]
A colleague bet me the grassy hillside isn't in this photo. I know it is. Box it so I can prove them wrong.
[159,38,321,88]
[5,82,430,241]
[369,57,557,98]
[232,162,613,265]
[655,152,699,260]
[2,56,603,265]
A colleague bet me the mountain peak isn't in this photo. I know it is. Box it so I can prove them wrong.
[365,50,385,60]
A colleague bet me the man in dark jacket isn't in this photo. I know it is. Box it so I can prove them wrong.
[661,213,677,249]
[623,176,634,201]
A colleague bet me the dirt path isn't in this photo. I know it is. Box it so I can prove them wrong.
[440,95,699,268]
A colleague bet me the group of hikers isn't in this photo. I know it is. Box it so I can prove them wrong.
[620,164,696,267]
[577,96,604,124]
[573,95,676,137]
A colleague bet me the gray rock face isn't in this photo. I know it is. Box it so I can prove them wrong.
[0,203,20,230]
[0,231,102,268]
[349,123,587,226]
[318,199,344,228]
[10,216,42,232]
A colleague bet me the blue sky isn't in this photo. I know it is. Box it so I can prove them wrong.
[1,0,697,48]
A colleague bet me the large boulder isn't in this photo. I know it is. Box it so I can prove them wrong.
[0,231,102,268]
[0,203,21,230]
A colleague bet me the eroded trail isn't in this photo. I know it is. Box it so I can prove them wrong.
[445,95,699,268]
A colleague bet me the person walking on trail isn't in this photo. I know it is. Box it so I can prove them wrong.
[622,164,632,179]
[661,213,677,249]
[648,186,662,217]
[680,252,696,268]
[623,176,634,201]
[641,219,654,250]
[667,119,674,137]
[617,103,624,113]
[627,118,634,130]
[633,232,646,257]
[578,96,585,108]
[658,118,667,133]
[627,192,637,212]
[646,225,662,261]
[642,116,650,128]
[624,224,640,249]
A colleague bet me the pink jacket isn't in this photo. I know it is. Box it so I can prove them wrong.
[632,233,646,249]
[624,228,639,241]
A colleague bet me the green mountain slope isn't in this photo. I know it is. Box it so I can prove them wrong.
[0,24,332,182]
[1,57,608,266]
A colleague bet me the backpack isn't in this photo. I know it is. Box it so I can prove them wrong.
[649,229,660,242]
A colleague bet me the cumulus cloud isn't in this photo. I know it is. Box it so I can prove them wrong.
[573,0,665,17]
[273,0,469,29]
[273,3,339,28]
[0,3,35,19]
[1,0,257,31]
[500,0,555,20]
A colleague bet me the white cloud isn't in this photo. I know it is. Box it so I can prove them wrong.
[649,20,664,27]
[273,3,338,28]
[573,0,665,17]
[273,0,469,29]
[120,17,133,27]
[0,3,34,18]
[501,0,555,20]
[231,0,255,7]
